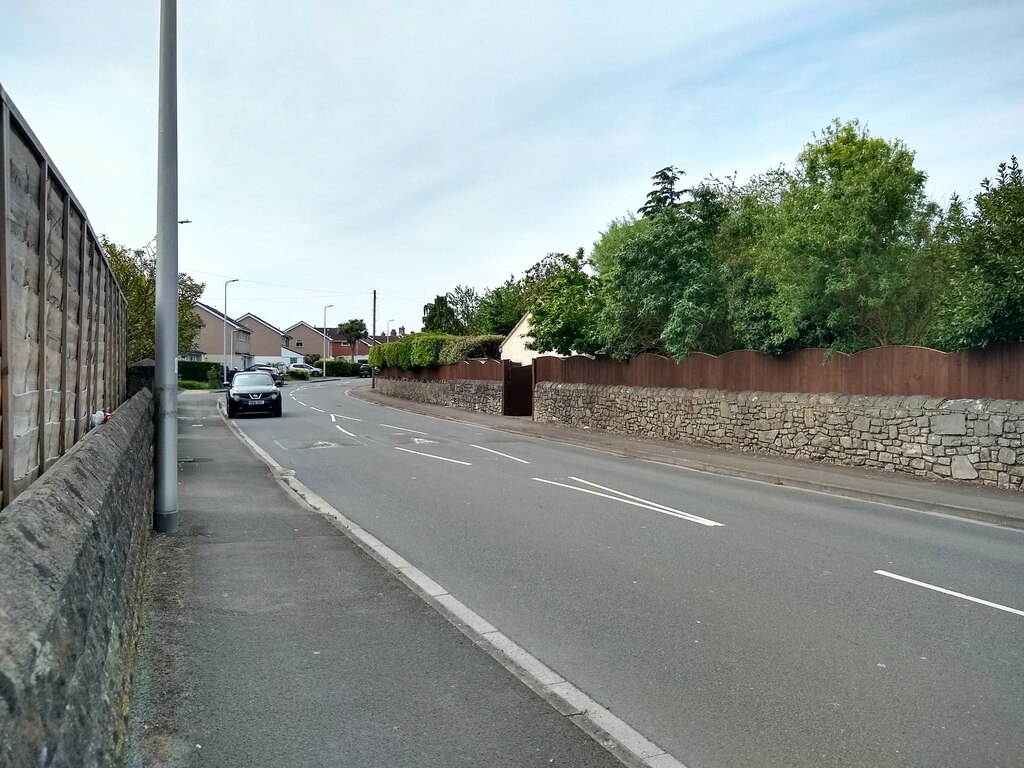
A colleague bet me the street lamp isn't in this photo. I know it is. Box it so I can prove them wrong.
[386,318,395,339]
[323,304,333,377]
[223,278,239,382]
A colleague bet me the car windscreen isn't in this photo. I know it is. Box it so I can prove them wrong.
[232,373,273,387]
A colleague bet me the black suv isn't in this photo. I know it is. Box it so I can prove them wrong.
[358,364,378,378]
[227,372,282,418]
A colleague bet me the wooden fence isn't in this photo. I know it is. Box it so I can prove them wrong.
[379,359,505,382]
[1,84,127,509]
[534,345,1024,401]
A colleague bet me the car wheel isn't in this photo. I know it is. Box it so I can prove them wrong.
[273,403,282,417]
[227,403,236,419]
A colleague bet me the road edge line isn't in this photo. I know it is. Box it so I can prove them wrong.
[217,398,689,768]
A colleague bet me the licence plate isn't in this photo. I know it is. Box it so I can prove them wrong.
[247,399,267,405]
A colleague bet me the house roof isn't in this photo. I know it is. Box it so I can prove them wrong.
[195,301,248,331]
[499,312,532,349]
[237,312,288,336]
[283,321,330,340]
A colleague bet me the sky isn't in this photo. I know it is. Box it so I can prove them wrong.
[2,0,1022,336]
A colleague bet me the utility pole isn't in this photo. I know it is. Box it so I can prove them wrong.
[371,289,377,389]
[154,0,178,534]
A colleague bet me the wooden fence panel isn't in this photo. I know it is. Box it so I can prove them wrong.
[534,346,1024,401]
[0,87,127,509]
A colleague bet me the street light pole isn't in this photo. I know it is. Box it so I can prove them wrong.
[386,318,394,339]
[322,304,333,377]
[222,278,238,382]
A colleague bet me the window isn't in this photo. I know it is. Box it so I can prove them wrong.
[295,339,303,348]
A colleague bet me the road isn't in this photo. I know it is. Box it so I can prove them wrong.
[228,378,1023,768]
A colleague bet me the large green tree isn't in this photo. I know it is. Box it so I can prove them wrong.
[101,237,205,362]
[753,119,939,352]
[448,285,482,334]
[928,156,1024,349]
[526,249,602,355]
[422,294,464,334]
[476,277,528,336]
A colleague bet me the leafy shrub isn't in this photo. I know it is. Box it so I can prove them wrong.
[438,335,503,364]
[179,360,222,382]
[178,380,215,390]
[288,370,309,380]
[372,333,503,370]
[324,359,361,376]
[205,366,223,386]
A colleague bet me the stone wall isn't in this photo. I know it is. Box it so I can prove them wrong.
[535,383,1024,490]
[0,390,154,767]
[376,377,504,414]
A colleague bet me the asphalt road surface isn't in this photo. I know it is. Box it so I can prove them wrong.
[226,378,1023,768]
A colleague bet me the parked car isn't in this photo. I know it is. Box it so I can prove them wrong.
[226,372,282,418]
[288,362,323,377]
[358,364,379,378]
[246,364,284,384]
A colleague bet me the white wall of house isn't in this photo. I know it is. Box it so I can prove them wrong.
[500,313,536,364]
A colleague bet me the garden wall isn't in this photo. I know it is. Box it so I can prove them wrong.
[534,383,1024,490]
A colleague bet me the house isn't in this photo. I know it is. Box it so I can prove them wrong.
[192,302,253,370]
[283,321,333,360]
[236,313,304,367]
[499,313,535,365]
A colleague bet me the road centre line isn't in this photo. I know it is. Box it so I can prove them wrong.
[309,406,324,413]
[533,478,722,527]
[395,447,471,466]
[296,400,307,406]
[874,570,1024,617]
[381,423,429,435]
[335,425,356,438]
[471,444,530,464]
[330,413,362,422]
[570,476,712,520]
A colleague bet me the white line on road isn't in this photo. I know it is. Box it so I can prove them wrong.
[874,570,1024,617]
[570,476,710,520]
[335,425,357,438]
[381,423,429,435]
[330,413,362,422]
[296,400,307,406]
[533,478,723,527]
[309,406,324,413]
[471,444,530,464]
[395,447,471,465]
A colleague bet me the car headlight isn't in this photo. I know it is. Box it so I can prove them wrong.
[230,393,241,401]
[269,391,278,399]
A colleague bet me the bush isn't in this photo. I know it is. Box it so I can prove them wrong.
[324,359,361,376]
[179,360,222,382]
[372,333,503,370]
[178,380,215,390]
[288,370,309,380]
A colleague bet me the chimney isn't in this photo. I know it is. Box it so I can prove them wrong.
[398,326,405,336]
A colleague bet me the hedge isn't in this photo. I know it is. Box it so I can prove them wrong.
[178,360,222,382]
[324,359,362,376]
[369,333,504,370]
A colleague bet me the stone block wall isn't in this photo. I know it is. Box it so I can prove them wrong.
[0,390,155,767]
[535,383,1024,490]
[376,377,503,414]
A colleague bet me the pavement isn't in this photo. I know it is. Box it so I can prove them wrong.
[128,384,1023,768]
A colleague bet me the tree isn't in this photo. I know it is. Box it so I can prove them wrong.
[527,249,603,355]
[638,166,685,218]
[928,156,1024,349]
[448,285,482,334]
[101,236,205,362]
[590,214,650,278]
[336,318,368,361]
[476,278,528,336]
[422,294,464,334]
[753,119,938,352]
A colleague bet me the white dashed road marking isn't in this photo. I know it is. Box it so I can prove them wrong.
[395,447,471,466]
[471,444,530,464]
[381,423,429,435]
[533,477,722,527]
[874,570,1024,617]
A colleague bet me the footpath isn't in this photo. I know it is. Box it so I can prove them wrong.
[127,392,624,768]
[127,385,1022,768]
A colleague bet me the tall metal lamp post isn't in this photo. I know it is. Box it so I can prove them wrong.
[385,319,394,340]
[322,304,333,377]
[223,278,239,382]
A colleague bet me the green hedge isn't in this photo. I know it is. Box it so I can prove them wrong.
[369,333,504,370]
[324,359,362,376]
[178,360,222,382]
[178,380,216,390]
[287,370,309,380]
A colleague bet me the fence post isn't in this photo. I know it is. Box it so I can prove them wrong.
[35,160,49,476]
[0,101,11,507]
